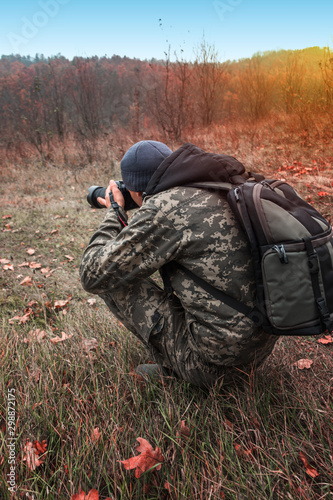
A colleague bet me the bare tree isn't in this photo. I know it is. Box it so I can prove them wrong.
[193,39,227,126]
[70,58,102,138]
[147,47,192,142]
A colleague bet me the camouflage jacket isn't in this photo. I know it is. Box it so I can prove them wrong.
[80,144,274,367]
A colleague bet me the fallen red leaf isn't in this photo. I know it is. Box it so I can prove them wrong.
[71,489,112,500]
[120,437,164,478]
[41,267,53,276]
[9,309,33,324]
[34,439,47,455]
[22,439,47,470]
[54,296,72,309]
[26,300,38,307]
[295,359,313,370]
[29,262,42,269]
[2,215,12,219]
[20,276,32,286]
[91,427,101,442]
[26,248,35,255]
[0,258,11,264]
[50,331,73,344]
[71,490,88,500]
[317,335,332,345]
[3,264,14,271]
[299,451,319,478]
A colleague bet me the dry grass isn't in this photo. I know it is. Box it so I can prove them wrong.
[0,123,333,499]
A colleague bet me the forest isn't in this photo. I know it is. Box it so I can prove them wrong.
[0,44,332,166]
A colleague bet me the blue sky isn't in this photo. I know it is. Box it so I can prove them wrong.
[1,0,332,62]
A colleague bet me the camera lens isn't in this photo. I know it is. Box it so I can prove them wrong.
[87,186,106,208]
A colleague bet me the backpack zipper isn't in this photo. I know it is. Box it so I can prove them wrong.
[272,244,289,264]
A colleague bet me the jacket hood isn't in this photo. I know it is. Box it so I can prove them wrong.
[145,143,247,196]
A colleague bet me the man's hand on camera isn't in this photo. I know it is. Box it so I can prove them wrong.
[97,180,125,210]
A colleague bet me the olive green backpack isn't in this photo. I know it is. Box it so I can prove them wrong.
[177,177,333,336]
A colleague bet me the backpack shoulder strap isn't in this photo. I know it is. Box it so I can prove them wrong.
[183,181,234,192]
[161,262,260,324]
[184,172,265,193]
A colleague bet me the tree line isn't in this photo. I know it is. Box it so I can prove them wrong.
[0,44,332,162]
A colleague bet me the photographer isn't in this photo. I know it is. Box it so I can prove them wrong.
[80,141,278,388]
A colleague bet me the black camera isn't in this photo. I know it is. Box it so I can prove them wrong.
[87,181,139,211]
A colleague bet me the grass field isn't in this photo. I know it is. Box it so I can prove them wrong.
[1,130,333,499]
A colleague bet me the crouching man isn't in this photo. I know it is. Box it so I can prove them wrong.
[80,141,278,388]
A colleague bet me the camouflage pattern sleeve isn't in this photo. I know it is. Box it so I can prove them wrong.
[80,202,182,295]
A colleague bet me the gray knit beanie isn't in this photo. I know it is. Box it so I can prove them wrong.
[121,140,172,192]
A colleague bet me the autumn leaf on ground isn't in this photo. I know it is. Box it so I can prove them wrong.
[22,439,47,470]
[317,335,332,344]
[18,262,29,267]
[20,276,32,286]
[23,329,47,343]
[295,359,313,370]
[299,451,319,478]
[50,331,73,344]
[2,215,12,219]
[0,258,11,264]
[165,480,172,492]
[26,248,35,255]
[26,300,38,308]
[9,309,33,324]
[54,295,72,309]
[3,264,14,271]
[29,262,42,269]
[71,489,112,500]
[91,427,101,442]
[120,437,164,478]
[87,298,97,306]
[65,254,75,261]
[41,267,53,276]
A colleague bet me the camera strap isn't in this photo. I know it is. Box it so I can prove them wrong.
[111,201,128,228]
